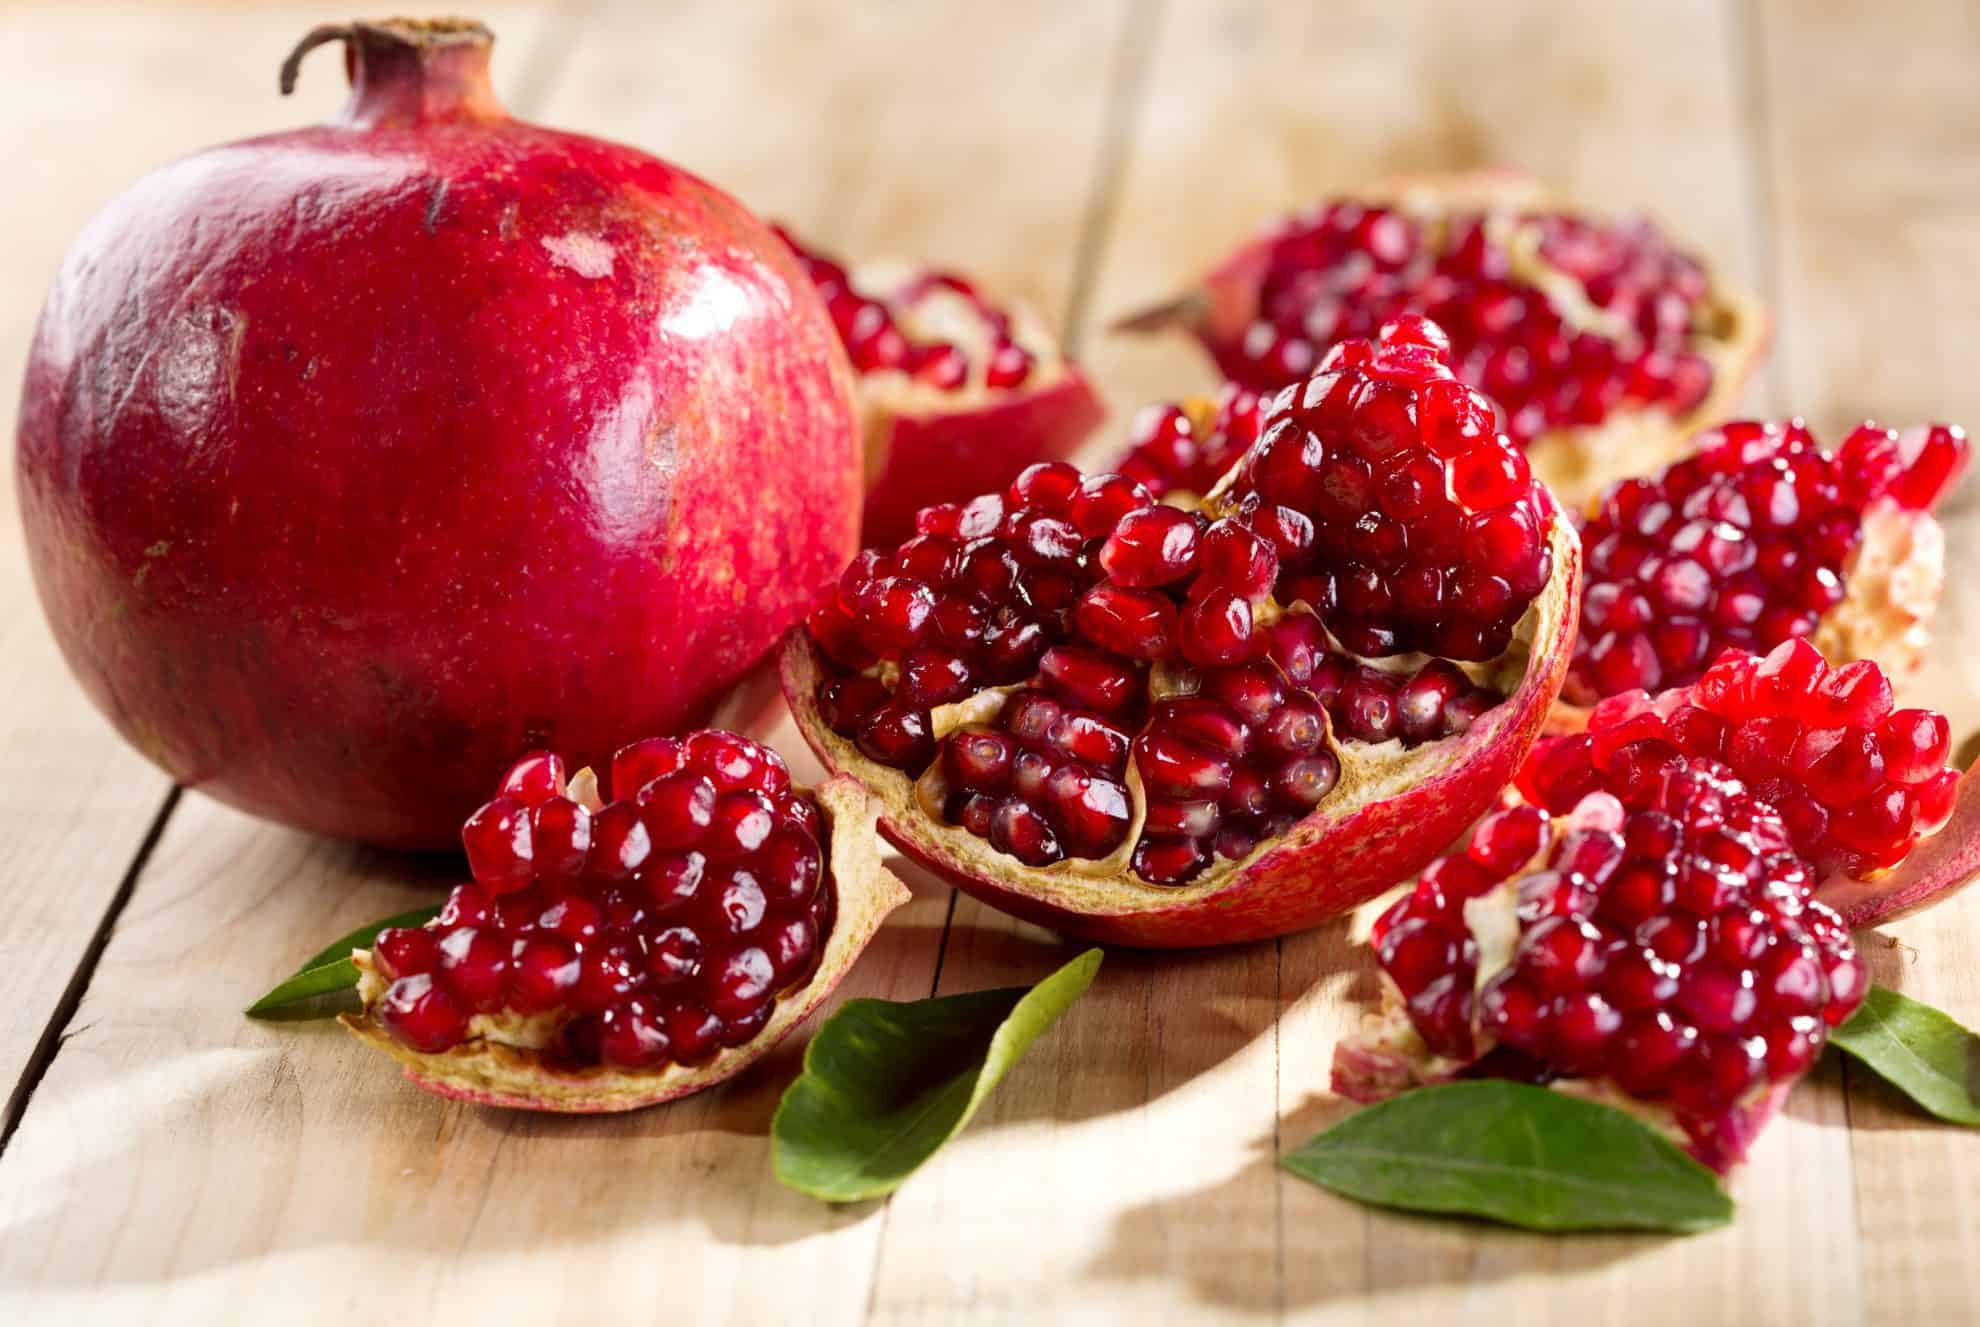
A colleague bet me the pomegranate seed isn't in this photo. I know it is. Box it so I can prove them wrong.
[462,797,534,891]
[377,975,469,1053]
[499,752,566,806]
[1100,505,1202,586]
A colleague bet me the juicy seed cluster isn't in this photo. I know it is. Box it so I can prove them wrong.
[1223,202,1717,444]
[1373,760,1866,1153]
[1571,419,1971,703]
[811,317,1534,886]
[1235,315,1555,658]
[776,226,1035,390]
[1529,639,1960,878]
[1115,384,1264,500]
[374,733,834,1070]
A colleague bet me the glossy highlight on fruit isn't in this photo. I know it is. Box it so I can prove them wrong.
[15,19,860,849]
[1120,171,1767,507]
[778,227,1104,545]
[1566,418,1968,708]
[344,732,908,1111]
[786,317,1580,947]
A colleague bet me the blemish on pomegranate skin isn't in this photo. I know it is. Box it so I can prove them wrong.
[542,231,615,279]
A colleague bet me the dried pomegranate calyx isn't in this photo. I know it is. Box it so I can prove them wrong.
[343,767,907,1112]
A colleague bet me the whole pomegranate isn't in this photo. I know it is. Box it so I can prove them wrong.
[786,316,1581,947]
[15,19,861,849]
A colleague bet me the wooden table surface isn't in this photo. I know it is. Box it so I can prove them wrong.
[4,2,1980,1322]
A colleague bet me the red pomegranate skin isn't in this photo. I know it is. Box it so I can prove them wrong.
[14,21,861,850]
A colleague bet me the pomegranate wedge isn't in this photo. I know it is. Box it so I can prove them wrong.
[778,227,1105,546]
[786,317,1579,948]
[1119,170,1767,507]
[1564,418,1969,712]
[1336,775,1862,1173]
[344,733,908,1111]
[1337,641,1979,1171]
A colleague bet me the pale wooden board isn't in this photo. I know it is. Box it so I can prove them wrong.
[1753,3,1980,1323]
[6,1,1980,1323]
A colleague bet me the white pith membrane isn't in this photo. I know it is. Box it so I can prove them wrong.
[784,504,1580,922]
[341,774,908,1112]
[1812,496,1947,676]
[1548,490,1953,737]
[1332,793,1795,1171]
[1136,170,1770,509]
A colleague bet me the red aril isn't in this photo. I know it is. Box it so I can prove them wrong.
[777,228,1104,545]
[346,732,907,1111]
[15,19,860,850]
[1118,170,1767,508]
[785,317,1581,946]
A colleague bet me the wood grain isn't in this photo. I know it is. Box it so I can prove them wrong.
[2,1,1979,1322]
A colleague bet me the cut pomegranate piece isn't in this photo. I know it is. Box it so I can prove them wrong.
[785,317,1581,947]
[1564,418,1968,710]
[1524,640,1978,926]
[343,733,907,1111]
[777,227,1105,545]
[1336,767,1865,1173]
[1118,170,1767,507]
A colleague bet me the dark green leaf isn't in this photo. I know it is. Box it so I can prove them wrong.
[244,905,441,1020]
[1282,1080,1732,1233]
[773,948,1102,1202]
[1833,985,1980,1125]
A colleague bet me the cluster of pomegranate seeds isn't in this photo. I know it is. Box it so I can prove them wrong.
[812,316,1529,886]
[1569,418,1970,703]
[1114,384,1264,499]
[1373,758,1865,1157]
[776,226,1035,390]
[1529,640,1960,879]
[373,733,834,1069]
[1222,202,1717,444]
[1236,314,1554,658]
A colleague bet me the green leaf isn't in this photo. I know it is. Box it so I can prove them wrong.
[244,905,441,1021]
[1832,985,1980,1125]
[1282,1080,1732,1233]
[772,947,1102,1202]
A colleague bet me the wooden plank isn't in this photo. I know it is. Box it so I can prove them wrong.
[1754,3,1980,1323]
[0,0,1131,1319]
